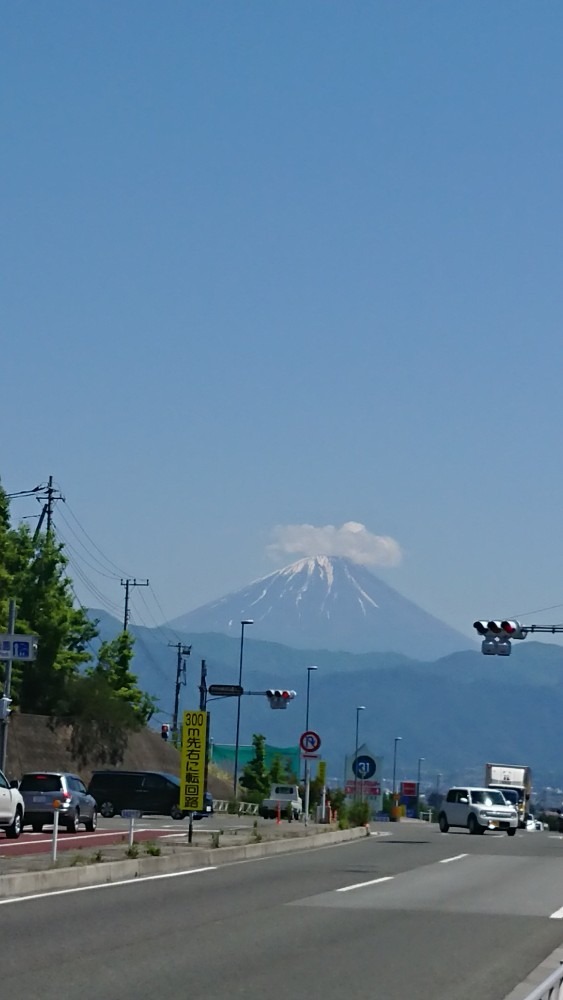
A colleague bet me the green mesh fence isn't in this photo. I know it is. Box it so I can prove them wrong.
[211,743,300,777]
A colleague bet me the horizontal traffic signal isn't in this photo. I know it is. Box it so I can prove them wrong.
[266,690,296,709]
[473,619,527,655]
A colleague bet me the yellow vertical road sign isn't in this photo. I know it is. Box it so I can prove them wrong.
[180,709,208,812]
[317,760,326,785]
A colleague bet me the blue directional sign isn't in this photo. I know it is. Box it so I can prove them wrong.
[352,754,376,780]
[0,635,38,661]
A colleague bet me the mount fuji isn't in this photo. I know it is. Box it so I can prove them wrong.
[167,556,472,659]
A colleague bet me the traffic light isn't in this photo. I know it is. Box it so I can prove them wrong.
[265,690,296,710]
[161,724,169,741]
[473,620,527,656]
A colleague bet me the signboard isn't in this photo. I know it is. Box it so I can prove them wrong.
[299,730,321,753]
[352,754,376,780]
[345,781,381,797]
[180,709,208,813]
[122,809,142,819]
[317,760,326,785]
[0,635,38,661]
[400,781,418,798]
[208,684,243,697]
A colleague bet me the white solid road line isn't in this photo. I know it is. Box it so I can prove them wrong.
[336,876,394,893]
[550,905,563,919]
[439,854,468,864]
[0,866,217,906]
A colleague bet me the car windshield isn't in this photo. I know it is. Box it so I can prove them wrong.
[471,790,506,806]
[19,774,63,792]
[493,788,520,804]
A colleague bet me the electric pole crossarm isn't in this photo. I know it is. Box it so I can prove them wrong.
[120,578,149,632]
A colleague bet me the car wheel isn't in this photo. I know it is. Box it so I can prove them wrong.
[468,814,482,835]
[507,827,516,837]
[170,805,184,820]
[84,810,97,832]
[66,810,80,833]
[438,813,449,833]
[100,801,115,818]
[31,822,43,833]
[6,808,23,839]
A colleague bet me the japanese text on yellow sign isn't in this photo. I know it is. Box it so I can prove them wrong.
[180,710,208,812]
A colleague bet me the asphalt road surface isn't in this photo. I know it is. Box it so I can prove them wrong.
[3,823,563,1000]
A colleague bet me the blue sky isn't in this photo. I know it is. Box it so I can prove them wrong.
[3,2,563,641]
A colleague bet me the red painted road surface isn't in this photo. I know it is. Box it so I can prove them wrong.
[0,827,183,857]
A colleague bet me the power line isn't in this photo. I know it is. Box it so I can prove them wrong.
[55,506,121,580]
[61,497,133,578]
[54,518,121,582]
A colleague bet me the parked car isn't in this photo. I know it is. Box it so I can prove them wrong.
[87,770,213,820]
[0,769,24,838]
[438,786,518,836]
[18,771,97,833]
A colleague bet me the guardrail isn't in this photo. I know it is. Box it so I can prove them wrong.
[522,963,563,999]
[214,800,259,816]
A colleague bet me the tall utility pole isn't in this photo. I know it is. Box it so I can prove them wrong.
[0,600,17,773]
[120,578,149,632]
[33,475,64,541]
[169,641,191,739]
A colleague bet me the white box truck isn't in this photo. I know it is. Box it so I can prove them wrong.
[484,763,532,828]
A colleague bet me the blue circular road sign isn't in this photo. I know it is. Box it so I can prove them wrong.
[352,755,376,780]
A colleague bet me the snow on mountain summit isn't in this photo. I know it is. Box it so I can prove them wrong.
[167,556,471,659]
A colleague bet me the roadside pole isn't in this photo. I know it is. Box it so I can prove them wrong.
[0,600,16,773]
[304,757,310,826]
[51,800,60,863]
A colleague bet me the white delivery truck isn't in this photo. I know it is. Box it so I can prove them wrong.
[260,784,303,821]
[484,763,532,828]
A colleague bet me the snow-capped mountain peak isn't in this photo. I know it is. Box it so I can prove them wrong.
[167,555,470,659]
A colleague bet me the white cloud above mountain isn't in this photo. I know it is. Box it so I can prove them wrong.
[267,521,403,567]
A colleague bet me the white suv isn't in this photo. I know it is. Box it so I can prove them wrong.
[0,768,24,838]
[439,787,518,836]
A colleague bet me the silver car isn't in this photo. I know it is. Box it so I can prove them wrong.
[19,771,98,833]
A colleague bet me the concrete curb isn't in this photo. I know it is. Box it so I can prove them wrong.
[0,825,369,900]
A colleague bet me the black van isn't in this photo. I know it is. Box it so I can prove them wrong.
[87,770,213,820]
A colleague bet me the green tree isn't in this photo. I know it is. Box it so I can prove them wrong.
[90,631,156,723]
[240,733,271,799]
[52,671,143,768]
[269,753,292,784]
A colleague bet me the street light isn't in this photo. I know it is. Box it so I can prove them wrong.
[305,665,317,733]
[304,666,318,825]
[391,736,402,821]
[417,757,425,819]
[233,619,254,795]
[354,706,366,800]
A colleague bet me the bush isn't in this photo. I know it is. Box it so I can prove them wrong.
[227,799,239,815]
[348,800,371,827]
[338,815,350,830]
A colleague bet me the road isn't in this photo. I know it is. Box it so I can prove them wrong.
[3,823,563,999]
[0,811,257,856]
